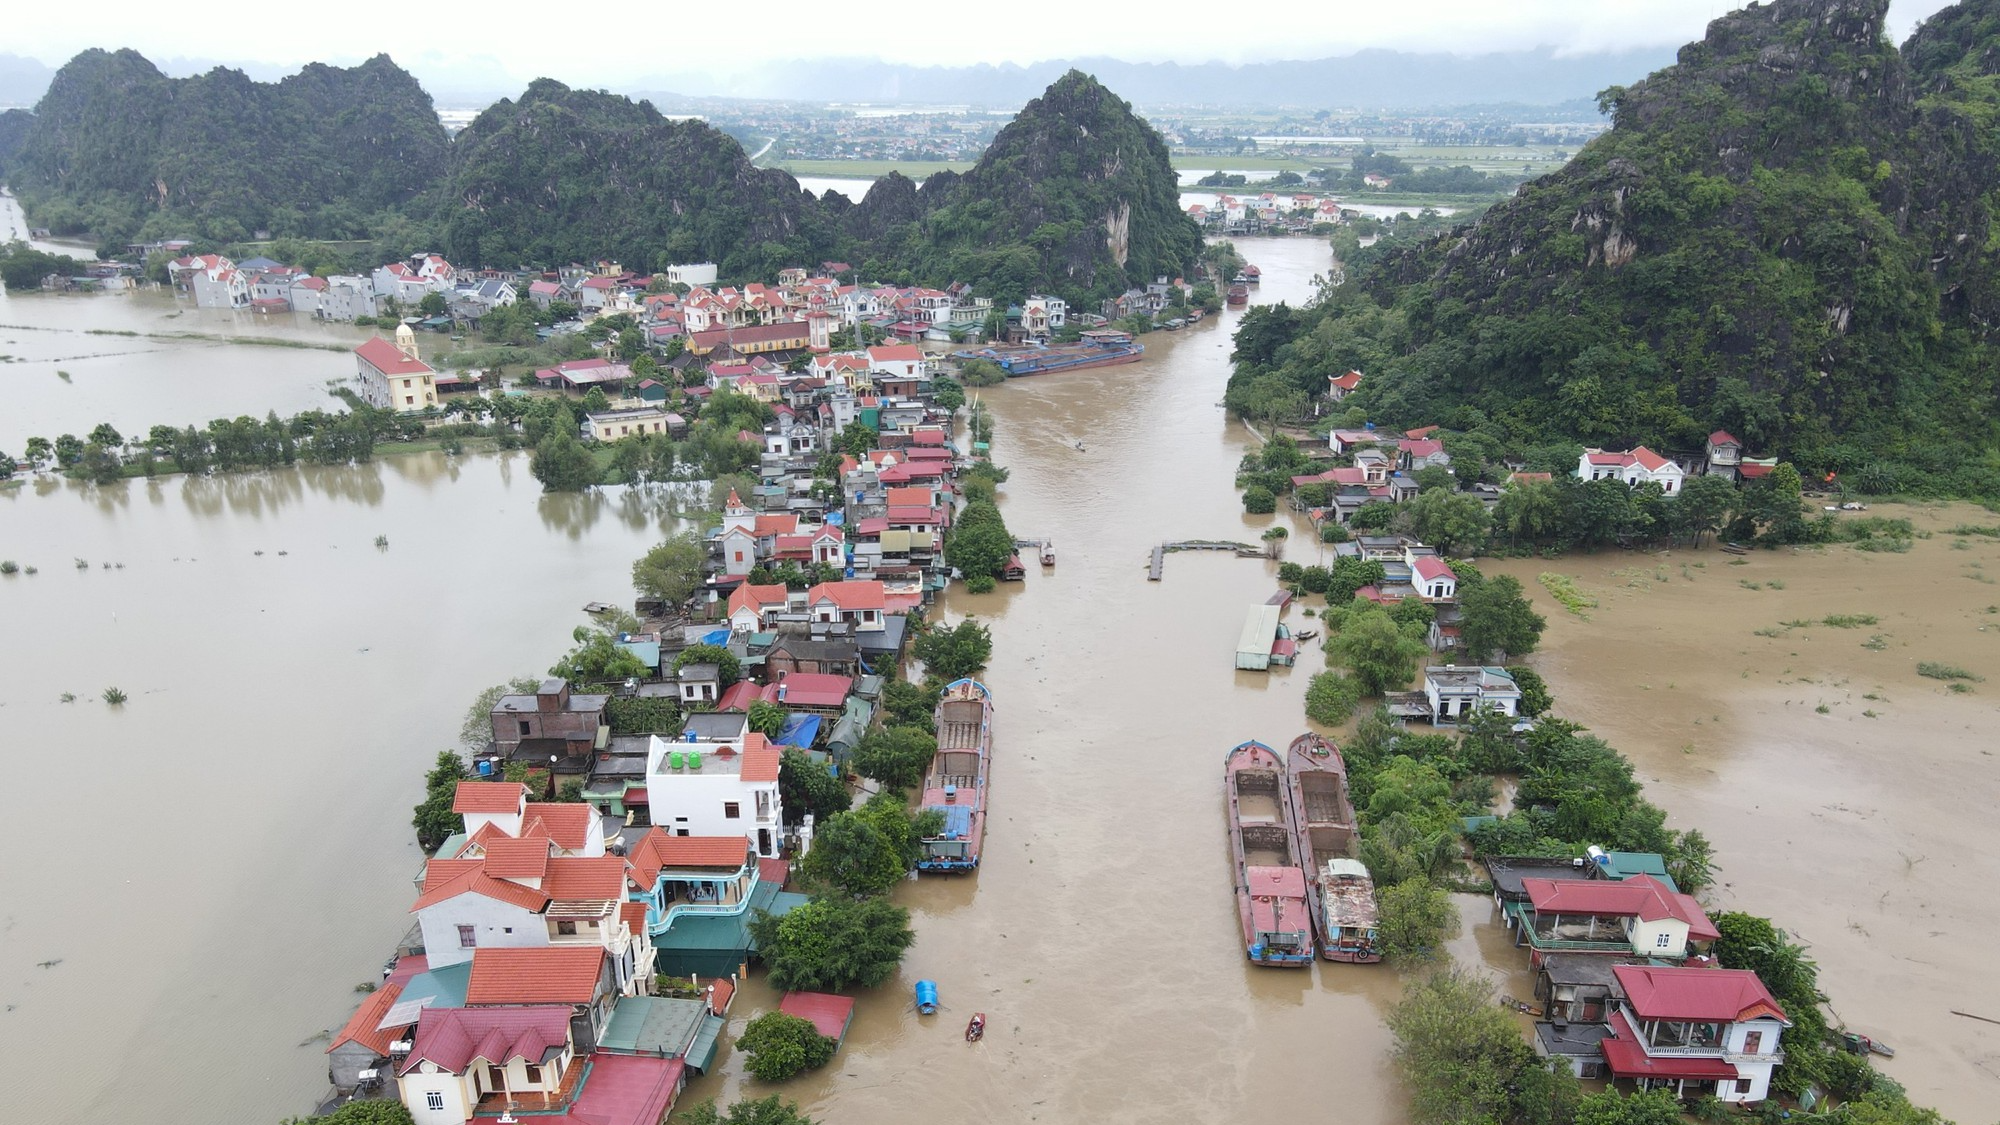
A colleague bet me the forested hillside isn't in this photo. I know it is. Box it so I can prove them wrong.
[1231,0,2000,496]
[9,50,447,247]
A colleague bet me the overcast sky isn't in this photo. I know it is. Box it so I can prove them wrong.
[6,0,1963,86]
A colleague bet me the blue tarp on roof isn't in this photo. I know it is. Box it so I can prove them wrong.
[923,803,974,839]
[775,713,821,748]
[700,628,730,646]
[825,511,844,525]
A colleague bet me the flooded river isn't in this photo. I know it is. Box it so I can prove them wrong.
[0,232,1985,1124]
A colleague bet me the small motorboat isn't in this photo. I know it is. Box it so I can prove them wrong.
[1040,541,1055,567]
[1293,629,1318,642]
[965,1012,986,1042]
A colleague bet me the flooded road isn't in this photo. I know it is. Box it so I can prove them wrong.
[1,230,1983,1124]
[0,457,670,1125]
[678,237,1534,1123]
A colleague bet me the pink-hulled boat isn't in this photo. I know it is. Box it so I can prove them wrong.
[917,679,992,872]
[1285,732,1364,960]
[1225,740,1314,966]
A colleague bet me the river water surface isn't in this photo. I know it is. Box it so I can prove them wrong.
[1,235,1987,1124]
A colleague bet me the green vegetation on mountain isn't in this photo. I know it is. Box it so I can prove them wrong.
[852,70,1201,304]
[10,49,447,246]
[438,79,836,277]
[5,55,1189,306]
[1230,0,2000,497]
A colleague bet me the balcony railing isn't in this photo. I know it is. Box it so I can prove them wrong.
[649,898,749,936]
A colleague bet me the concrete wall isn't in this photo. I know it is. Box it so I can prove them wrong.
[417,896,548,969]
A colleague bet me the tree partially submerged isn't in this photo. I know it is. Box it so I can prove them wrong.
[749,894,916,993]
[736,1011,837,1082]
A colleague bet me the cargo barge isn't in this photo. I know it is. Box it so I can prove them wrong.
[951,329,1142,377]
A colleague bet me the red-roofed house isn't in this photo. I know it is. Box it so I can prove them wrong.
[1410,554,1458,601]
[727,583,791,633]
[762,672,853,713]
[466,946,618,1053]
[1399,437,1451,471]
[355,329,437,412]
[1577,446,1685,494]
[396,1004,578,1123]
[1506,875,1718,962]
[806,580,886,632]
[411,849,645,990]
[1326,370,1363,401]
[866,343,923,379]
[328,982,410,1091]
[1601,964,1790,1102]
[625,830,758,941]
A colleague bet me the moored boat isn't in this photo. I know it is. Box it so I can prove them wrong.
[948,329,1142,377]
[1285,733,1363,960]
[1226,284,1249,306]
[918,679,993,872]
[1040,540,1055,566]
[1243,264,1262,284]
[1224,740,1314,966]
[1320,858,1382,963]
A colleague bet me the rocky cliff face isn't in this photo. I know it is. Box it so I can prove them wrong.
[11,49,446,242]
[848,70,1201,302]
[1307,0,2000,483]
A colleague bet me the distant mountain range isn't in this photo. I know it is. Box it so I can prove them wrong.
[0,47,1677,112]
[625,48,1680,110]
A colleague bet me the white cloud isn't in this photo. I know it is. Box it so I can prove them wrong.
[8,0,1968,84]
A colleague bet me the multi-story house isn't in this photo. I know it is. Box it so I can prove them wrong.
[1503,874,1718,964]
[354,325,437,412]
[1577,446,1686,494]
[487,679,609,774]
[641,731,784,858]
[1600,964,1791,1103]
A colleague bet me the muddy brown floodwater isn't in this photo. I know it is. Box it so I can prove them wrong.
[1482,519,2000,1122]
[1,232,1984,1124]
[676,238,1533,1124]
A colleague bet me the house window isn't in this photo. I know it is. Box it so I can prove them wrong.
[1655,932,1674,948]
[426,1092,445,1112]
[487,1065,504,1090]
[519,720,532,736]
[524,1064,542,1084]
[557,920,577,936]
[724,801,741,819]
[405,396,415,405]
[457,925,476,948]
[1736,1078,1754,1095]
[1743,1030,1764,1054]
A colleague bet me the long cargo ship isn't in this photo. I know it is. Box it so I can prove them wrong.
[950,329,1142,377]
[1224,740,1314,966]
[1285,733,1363,961]
[917,678,993,872]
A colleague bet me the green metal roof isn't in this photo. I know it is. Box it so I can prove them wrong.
[1602,851,1677,890]
[686,1013,726,1073]
[400,961,471,1009]
[599,995,709,1056]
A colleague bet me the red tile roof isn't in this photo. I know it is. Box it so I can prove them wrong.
[1708,430,1740,447]
[884,486,933,507]
[1522,875,1718,940]
[385,954,430,989]
[757,856,790,890]
[779,991,856,1041]
[328,982,408,1056]
[480,836,552,880]
[630,830,753,873]
[355,335,434,377]
[751,513,800,537]
[707,976,736,1015]
[1399,438,1445,458]
[1737,463,1773,479]
[410,860,551,914]
[466,947,606,1006]
[739,732,781,783]
[1600,1011,1741,1080]
[715,681,763,713]
[764,673,854,709]
[1630,446,1673,472]
[399,1005,572,1076]
[454,782,527,815]
[1613,964,1789,1024]
[728,583,789,619]
[620,901,649,943]
[541,855,629,902]
[868,344,922,363]
[1411,556,1457,584]
[808,579,886,612]
[522,803,593,851]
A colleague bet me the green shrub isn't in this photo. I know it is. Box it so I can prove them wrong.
[1537,573,1596,619]
[736,1011,837,1082]
[1243,485,1276,514]
[965,574,996,594]
[1916,661,1980,681]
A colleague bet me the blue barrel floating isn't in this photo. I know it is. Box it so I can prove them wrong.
[915,980,939,1015]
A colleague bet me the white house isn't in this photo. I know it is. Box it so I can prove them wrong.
[1409,553,1458,601]
[1423,665,1521,721]
[665,262,718,288]
[643,731,785,858]
[726,583,791,633]
[1601,963,1790,1103]
[395,1005,577,1125]
[373,254,456,304]
[1513,874,1717,960]
[190,264,251,309]
[805,580,886,632]
[1577,446,1685,494]
[1705,430,1744,477]
[319,275,379,321]
[866,344,923,381]
[449,782,606,857]
[583,407,671,442]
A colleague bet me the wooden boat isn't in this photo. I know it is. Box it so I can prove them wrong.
[1319,858,1382,963]
[918,679,993,873]
[1040,540,1055,566]
[1225,740,1315,967]
[1243,264,1262,284]
[965,1013,986,1042]
[1226,284,1249,307]
[1293,629,1318,643]
[1286,733,1362,960]
[582,601,616,614]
